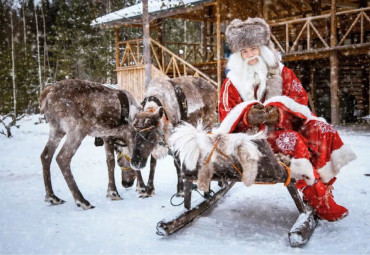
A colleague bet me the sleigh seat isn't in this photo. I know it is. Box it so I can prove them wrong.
[156,139,318,247]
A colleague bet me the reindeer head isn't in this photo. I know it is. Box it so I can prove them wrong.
[108,125,138,187]
[130,107,165,170]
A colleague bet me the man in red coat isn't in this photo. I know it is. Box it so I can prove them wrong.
[218,18,357,221]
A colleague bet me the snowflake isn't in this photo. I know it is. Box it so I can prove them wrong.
[314,121,337,134]
[292,79,303,93]
[276,132,297,151]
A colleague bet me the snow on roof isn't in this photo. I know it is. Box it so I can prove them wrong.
[91,0,209,27]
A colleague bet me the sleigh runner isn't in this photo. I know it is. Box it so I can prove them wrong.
[156,138,319,247]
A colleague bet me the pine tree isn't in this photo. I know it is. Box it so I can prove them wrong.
[0,0,137,115]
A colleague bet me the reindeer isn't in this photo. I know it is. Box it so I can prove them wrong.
[129,76,217,197]
[39,79,141,209]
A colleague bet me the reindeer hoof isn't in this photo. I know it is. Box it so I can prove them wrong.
[75,200,94,210]
[136,186,147,195]
[45,195,65,205]
[107,191,122,200]
[175,191,185,197]
[139,193,153,198]
[139,188,155,198]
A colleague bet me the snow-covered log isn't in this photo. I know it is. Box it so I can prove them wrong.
[289,210,319,247]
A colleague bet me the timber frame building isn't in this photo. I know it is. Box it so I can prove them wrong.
[92,0,370,124]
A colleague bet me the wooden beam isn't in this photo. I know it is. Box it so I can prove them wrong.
[267,2,282,20]
[157,19,165,45]
[282,42,370,61]
[322,0,360,9]
[309,65,316,114]
[216,0,221,90]
[262,0,270,20]
[330,0,340,124]
[312,0,322,16]
[202,6,210,61]
[143,0,151,88]
[284,0,303,13]
[115,28,119,69]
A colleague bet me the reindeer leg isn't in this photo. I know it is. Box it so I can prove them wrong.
[104,138,122,200]
[135,170,147,195]
[174,154,184,196]
[56,132,94,210]
[143,155,156,197]
[41,127,65,205]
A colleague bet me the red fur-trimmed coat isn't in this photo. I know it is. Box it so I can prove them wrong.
[218,66,356,186]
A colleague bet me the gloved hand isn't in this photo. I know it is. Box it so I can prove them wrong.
[265,105,279,126]
[245,103,265,126]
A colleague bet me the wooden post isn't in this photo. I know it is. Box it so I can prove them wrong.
[262,0,270,20]
[312,0,322,16]
[115,28,119,69]
[330,0,340,124]
[309,65,316,114]
[143,0,151,88]
[258,0,263,17]
[202,7,208,61]
[216,0,221,89]
[157,19,164,45]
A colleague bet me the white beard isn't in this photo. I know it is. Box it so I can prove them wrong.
[227,52,269,102]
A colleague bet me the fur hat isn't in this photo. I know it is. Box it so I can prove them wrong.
[226,18,271,53]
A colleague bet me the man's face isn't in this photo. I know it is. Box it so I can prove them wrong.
[241,47,261,65]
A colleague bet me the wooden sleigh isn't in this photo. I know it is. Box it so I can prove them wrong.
[156,139,319,247]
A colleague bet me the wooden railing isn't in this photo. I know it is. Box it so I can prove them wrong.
[164,37,227,64]
[117,38,218,87]
[270,7,370,54]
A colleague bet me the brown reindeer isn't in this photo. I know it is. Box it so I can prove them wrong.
[129,76,217,197]
[39,79,140,209]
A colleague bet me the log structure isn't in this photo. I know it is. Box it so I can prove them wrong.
[92,0,370,122]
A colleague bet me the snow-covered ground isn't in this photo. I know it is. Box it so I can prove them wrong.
[0,115,369,254]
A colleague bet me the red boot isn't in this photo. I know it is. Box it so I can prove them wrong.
[302,178,348,221]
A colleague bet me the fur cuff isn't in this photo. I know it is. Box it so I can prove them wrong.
[217,100,260,134]
[290,158,315,185]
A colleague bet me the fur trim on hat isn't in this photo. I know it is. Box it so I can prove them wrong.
[226,18,270,53]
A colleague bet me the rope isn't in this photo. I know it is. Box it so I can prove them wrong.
[205,137,222,165]
[203,135,243,177]
[117,151,132,171]
[279,161,291,186]
[216,149,243,177]
[253,161,292,185]
[170,193,184,206]
[169,183,215,207]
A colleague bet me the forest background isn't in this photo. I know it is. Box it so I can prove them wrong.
[1,0,195,116]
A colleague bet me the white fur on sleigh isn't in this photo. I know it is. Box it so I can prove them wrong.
[169,122,265,191]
